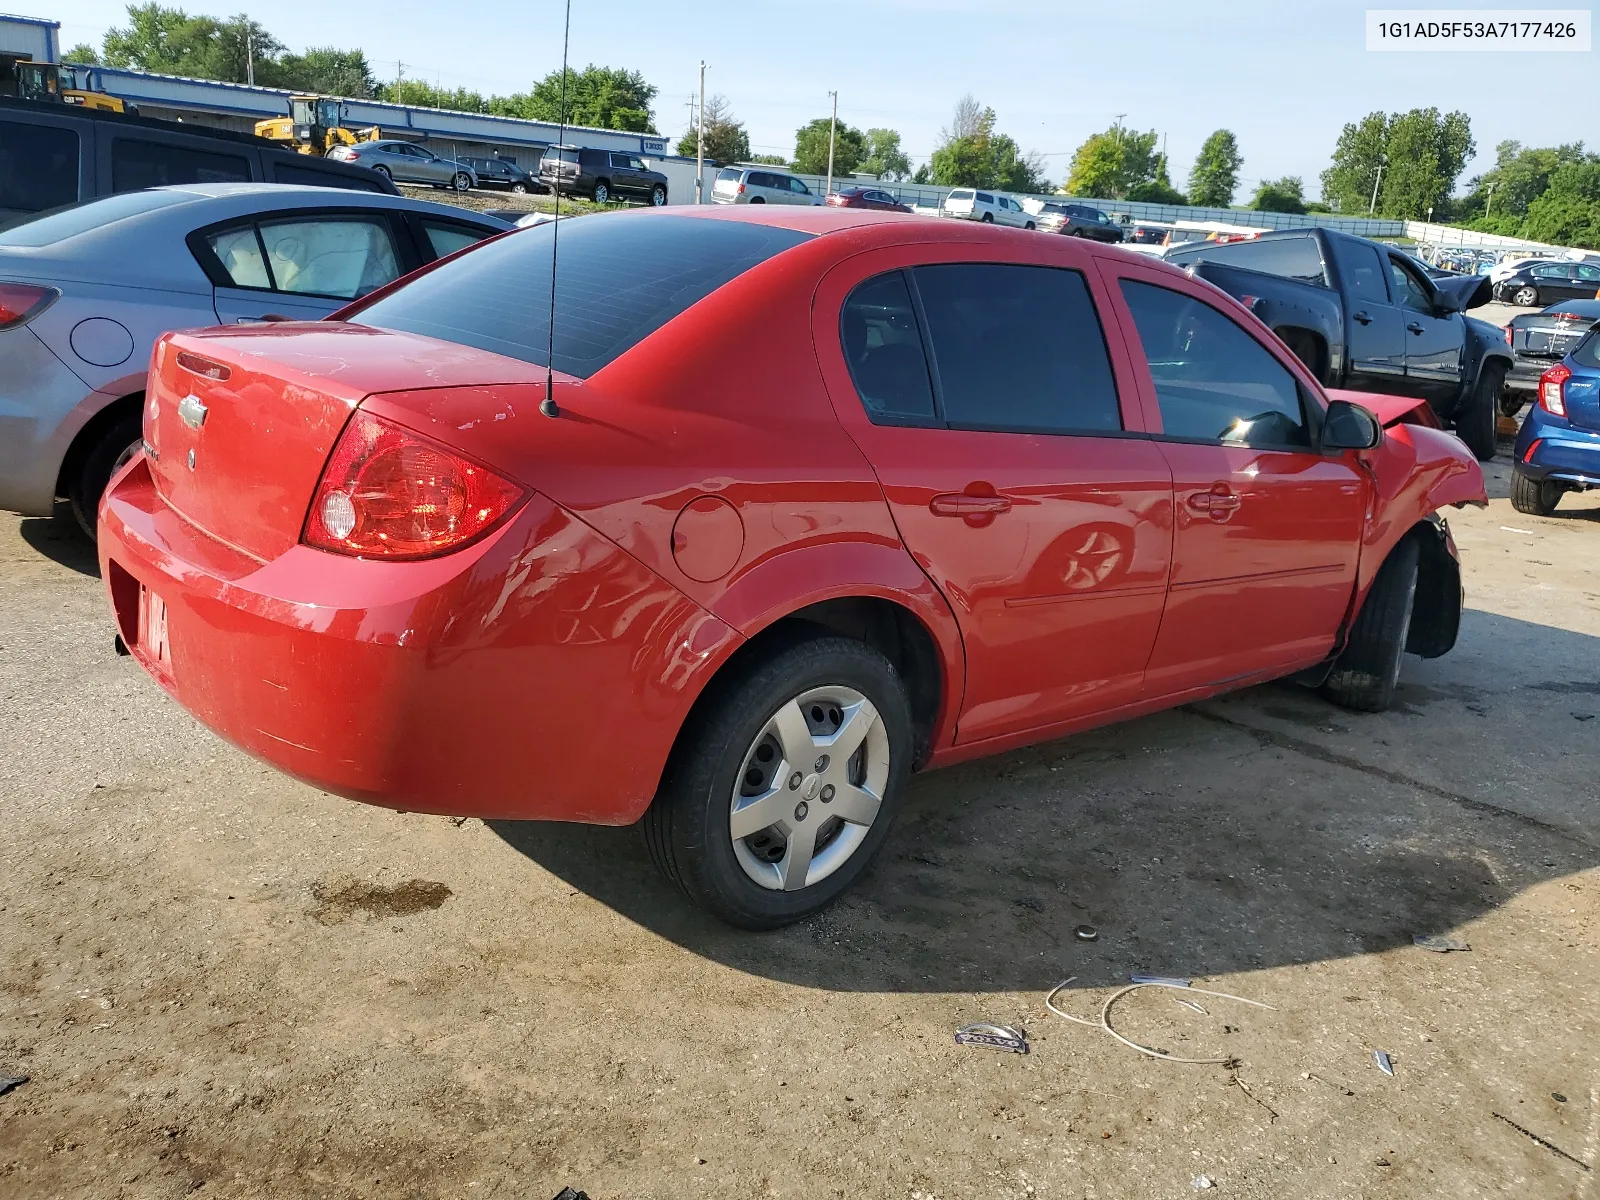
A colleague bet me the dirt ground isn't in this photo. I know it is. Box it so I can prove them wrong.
[1,447,1597,1200]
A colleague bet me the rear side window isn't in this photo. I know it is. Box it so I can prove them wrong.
[1331,238,1391,305]
[840,272,935,422]
[351,214,812,377]
[111,138,250,191]
[914,264,1121,434]
[203,216,401,299]
[1120,279,1308,448]
[976,192,994,205]
[422,219,492,259]
[0,121,78,220]
[271,162,383,192]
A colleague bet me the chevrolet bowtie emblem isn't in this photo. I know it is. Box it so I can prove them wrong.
[178,393,208,430]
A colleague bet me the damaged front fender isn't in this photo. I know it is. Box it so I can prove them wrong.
[1359,420,1486,595]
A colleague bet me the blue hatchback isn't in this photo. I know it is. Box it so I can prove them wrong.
[1512,324,1600,515]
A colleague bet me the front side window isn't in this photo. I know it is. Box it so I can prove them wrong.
[1388,258,1433,311]
[789,177,811,195]
[0,122,78,220]
[1120,279,1309,448]
[915,263,1121,434]
[251,217,400,299]
[1576,264,1600,283]
[110,138,250,192]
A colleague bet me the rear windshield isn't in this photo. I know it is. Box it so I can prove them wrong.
[350,214,812,378]
[946,189,973,200]
[0,188,194,245]
[1166,234,1327,286]
[717,168,742,182]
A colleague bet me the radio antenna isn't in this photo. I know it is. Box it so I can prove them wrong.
[540,0,573,419]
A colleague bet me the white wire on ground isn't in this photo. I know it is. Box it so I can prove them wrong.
[1044,976,1277,1065]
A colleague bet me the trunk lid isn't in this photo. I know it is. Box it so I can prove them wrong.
[1512,314,1597,361]
[144,322,545,561]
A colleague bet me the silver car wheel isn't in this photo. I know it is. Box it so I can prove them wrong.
[452,173,471,192]
[1513,286,1538,307]
[728,685,890,892]
[594,182,609,204]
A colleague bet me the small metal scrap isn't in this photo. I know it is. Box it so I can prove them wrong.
[0,1075,27,1098]
[1131,974,1191,987]
[1175,998,1209,1015]
[955,1023,1030,1054]
[551,1189,591,1200]
[1413,934,1471,953]
[1373,1050,1395,1076]
[1074,924,1099,941]
[1191,1174,1215,1190]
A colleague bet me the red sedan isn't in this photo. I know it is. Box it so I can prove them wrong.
[99,207,1486,928]
[826,186,913,213]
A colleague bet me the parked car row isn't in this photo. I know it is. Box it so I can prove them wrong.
[325,138,478,191]
[1493,258,1600,307]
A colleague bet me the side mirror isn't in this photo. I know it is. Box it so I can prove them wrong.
[1322,399,1383,451]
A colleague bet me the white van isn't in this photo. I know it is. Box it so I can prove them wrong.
[941,188,1034,228]
[710,166,822,206]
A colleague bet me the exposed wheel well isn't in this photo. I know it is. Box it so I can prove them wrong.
[1274,325,1329,382]
[1405,520,1461,659]
[693,598,945,769]
[55,391,143,501]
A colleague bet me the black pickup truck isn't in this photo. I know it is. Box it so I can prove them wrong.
[1164,229,1512,459]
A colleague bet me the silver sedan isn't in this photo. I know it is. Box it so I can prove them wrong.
[0,183,509,535]
[326,140,479,191]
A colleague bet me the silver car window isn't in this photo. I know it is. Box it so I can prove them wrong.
[206,226,271,288]
[422,220,489,259]
[257,217,400,299]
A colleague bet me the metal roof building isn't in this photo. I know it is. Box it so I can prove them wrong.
[1,12,61,62]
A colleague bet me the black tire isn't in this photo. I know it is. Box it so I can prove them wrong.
[1457,363,1502,461]
[1510,468,1562,516]
[593,181,609,204]
[748,196,764,204]
[1025,221,1036,230]
[650,184,667,206]
[69,412,142,540]
[643,636,913,930]
[980,212,994,223]
[1323,537,1420,713]
[1512,285,1538,307]
[372,164,391,181]
[1498,386,1526,418]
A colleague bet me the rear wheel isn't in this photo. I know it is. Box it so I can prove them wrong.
[643,636,912,929]
[1510,469,1563,516]
[1025,221,1036,230]
[593,181,609,204]
[1323,537,1420,713]
[748,196,765,204]
[1457,363,1502,461]
[372,164,391,182]
[1512,285,1538,307]
[981,212,994,223]
[69,412,142,540]
[650,184,667,206]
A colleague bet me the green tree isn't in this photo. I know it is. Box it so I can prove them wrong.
[1187,129,1242,207]
[1460,140,1589,221]
[376,79,487,111]
[859,128,912,181]
[1319,112,1389,213]
[1064,124,1159,199]
[1522,159,1600,249]
[498,64,657,133]
[929,98,1049,192]
[1251,176,1307,213]
[793,117,867,176]
[675,94,750,164]
[274,47,375,97]
[748,154,788,166]
[1381,108,1473,219]
[65,42,100,63]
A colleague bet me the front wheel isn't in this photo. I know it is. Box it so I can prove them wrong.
[1512,285,1538,307]
[451,172,472,192]
[592,181,609,204]
[510,182,529,194]
[1323,537,1420,713]
[69,412,143,540]
[1510,469,1563,516]
[1457,364,1502,461]
[643,636,913,929]
[650,184,667,206]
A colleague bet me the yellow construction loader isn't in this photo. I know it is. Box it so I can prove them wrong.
[0,56,129,112]
[255,95,381,155]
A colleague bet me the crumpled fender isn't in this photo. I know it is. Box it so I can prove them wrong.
[1357,421,1486,595]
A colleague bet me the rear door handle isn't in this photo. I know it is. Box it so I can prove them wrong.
[1407,322,1425,334]
[1352,310,1373,325]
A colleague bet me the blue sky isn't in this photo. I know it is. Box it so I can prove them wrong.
[42,0,1600,197]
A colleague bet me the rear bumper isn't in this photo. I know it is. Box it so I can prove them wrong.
[1505,357,1553,393]
[1514,406,1600,483]
[0,326,95,516]
[98,457,740,824]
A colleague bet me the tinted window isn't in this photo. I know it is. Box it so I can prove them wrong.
[1576,264,1600,282]
[0,188,192,245]
[789,177,810,194]
[422,220,491,259]
[1331,238,1390,305]
[1388,258,1432,311]
[716,168,741,183]
[1120,280,1308,448]
[271,162,383,192]
[976,192,994,205]
[915,264,1121,434]
[840,272,935,422]
[610,152,630,168]
[205,226,271,288]
[1170,235,1326,285]
[0,122,78,220]
[111,138,250,191]
[352,214,811,378]
[1532,264,1570,279]
[256,217,400,298]
[947,189,973,200]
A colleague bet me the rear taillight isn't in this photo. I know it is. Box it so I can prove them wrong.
[1539,363,1571,417]
[0,282,59,330]
[1505,324,1514,344]
[737,182,745,194]
[304,411,524,560]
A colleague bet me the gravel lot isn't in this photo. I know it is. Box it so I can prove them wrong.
[1,446,1596,1199]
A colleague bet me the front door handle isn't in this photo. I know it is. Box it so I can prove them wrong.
[1352,310,1373,325]
[1187,486,1241,521]
[930,492,1012,518]
[1407,322,1425,335]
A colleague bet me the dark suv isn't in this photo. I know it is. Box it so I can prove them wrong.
[538,145,668,206]
[461,156,545,194]
[0,95,394,224]
[1035,202,1124,242]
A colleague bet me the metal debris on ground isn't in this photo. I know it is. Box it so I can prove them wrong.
[0,1075,26,1097]
[1491,1111,1593,1172]
[1192,1174,1215,1189]
[551,1190,591,1200]
[1074,924,1099,941]
[1303,1071,1356,1096]
[1373,1050,1395,1076]
[1413,934,1471,952]
[1500,526,1536,535]
[1553,1092,1569,1104]
[1046,977,1275,1065]
[955,1023,1030,1054]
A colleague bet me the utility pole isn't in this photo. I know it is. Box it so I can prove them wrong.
[1368,162,1385,215]
[245,29,253,86]
[695,61,706,205]
[1485,181,1496,217]
[826,90,838,197]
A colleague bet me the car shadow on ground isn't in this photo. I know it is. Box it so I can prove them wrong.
[489,611,1598,995]
[18,508,100,577]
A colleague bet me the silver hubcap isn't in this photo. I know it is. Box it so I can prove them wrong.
[729,685,889,892]
[111,440,141,475]
[596,185,608,203]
